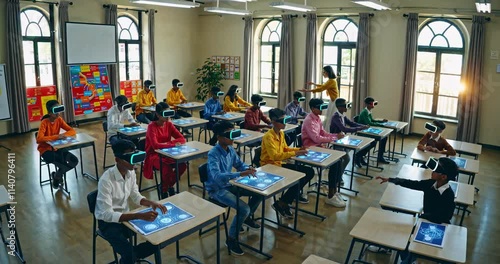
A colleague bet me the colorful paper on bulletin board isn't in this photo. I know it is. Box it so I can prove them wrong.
[26,85,57,122]
[70,64,113,116]
[211,56,240,80]
[120,80,142,102]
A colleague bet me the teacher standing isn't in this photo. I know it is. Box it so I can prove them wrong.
[301,65,339,129]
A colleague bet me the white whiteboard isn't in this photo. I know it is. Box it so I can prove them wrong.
[66,22,117,65]
[0,64,12,121]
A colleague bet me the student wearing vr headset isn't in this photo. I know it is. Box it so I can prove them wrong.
[223,85,252,112]
[135,80,157,124]
[36,100,78,189]
[243,94,272,131]
[301,98,348,207]
[260,108,314,218]
[95,139,167,264]
[284,91,308,125]
[205,121,263,256]
[143,102,187,199]
[107,95,140,145]
[331,98,373,168]
[167,79,193,135]
[418,120,456,156]
[203,86,225,128]
[357,96,390,164]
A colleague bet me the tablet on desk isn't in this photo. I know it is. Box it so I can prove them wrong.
[234,172,284,191]
[414,221,447,248]
[295,150,331,163]
[161,146,199,156]
[336,137,362,147]
[449,157,467,169]
[49,137,79,146]
[129,202,195,236]
[361,128,383,135]
[119,127,146,132]
[171,119,197,125]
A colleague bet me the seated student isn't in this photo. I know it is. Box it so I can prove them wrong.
[330,98,371,168]
[261,108,314,218]
[135,80,157,124]
[357,96,390,164]
[95,139,167,264]
[417,120,456,156]
[244,94,272,131]
[223,85,252,112]
[107,95,140,145]
[167,79,192,135]
[206,121,263,256]
[301,98,347,207]
[144,102,187,199]
[203,86,225,145]
[36,100,78,188]
[285,91,308,125]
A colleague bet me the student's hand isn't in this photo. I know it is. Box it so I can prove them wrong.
[181,100,188,104]
[337,132,345,139]
[300,146,307,151]
[150,202,167,214]
[266,125,273,129]
[175,142,182,147]
[363,125,370,129]
[137,210,158,222]
[425,146,433,151]
[431,147,439,153]
[382,119,388,122]
[296,149,308,156]
[375,176,389,184]
[58,134,67,139]
[216,111,224,115]
[241,167,257,177]
[131,123,140,127]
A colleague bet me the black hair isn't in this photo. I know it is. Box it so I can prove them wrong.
[212,121,234,136]
[269,108,285,121]
[46,100,59,114]
[335,98,347,107]
[172,79,180,87]
[226,85,239,102]
[211,86,221,95]
[144,80,153,88]
[433,120,446,131]
[293,91,303,100]
[323,65,336,79]
[364,96,375,104]
[112,139,136,157]
[152,102,170,121]
[114,95,128,105]
[309,98,324,109]
[251,94,263,104]
[438,157,459,181]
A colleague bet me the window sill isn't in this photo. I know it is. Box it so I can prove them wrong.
[258,94,278,99]
[414,114,459,124]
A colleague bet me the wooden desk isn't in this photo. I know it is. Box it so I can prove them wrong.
[123,192,225,264]
[303,254,339,264]
[117,124,148,138]
[47,133,99,194]
[241,105,272,115]
[331,135,375,194]
[211,112,245,123]
[176,102,205,115]
[155,141,213,192]
[291,146,346,219]
[171,117,209,141]
[140,106,156,112]
[233,129,264,161]
[262,123,299,135]
[345,207,416,264]
[230,164,306,259]
[0,185,25,263]
[356,127,393,169]
[408,219,467,263]
[447,139,482,160]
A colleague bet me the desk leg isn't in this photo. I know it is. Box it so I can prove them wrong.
[154,245,162,263]
[216,216,221,264]
[82,143,99,181]
[344,238,356,264]
[175,161,180,194]
[459,205,467,226]
[205,124,208,144]
[159,153,164,197]
[314,168,322,216]
[259,197,265,253]
[294,182,299,231]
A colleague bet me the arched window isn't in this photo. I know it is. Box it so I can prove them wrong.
[118,15,142,81]
[259,20,281,95]
[322,18,358,102]
[414,19,465,118]
[21,8,55,87]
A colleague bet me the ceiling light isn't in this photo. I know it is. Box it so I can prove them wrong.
[130,0,200,8]
[270,1,316,12]
[351,0,391,10]
[476,0,491,13]
[204,0,252,16]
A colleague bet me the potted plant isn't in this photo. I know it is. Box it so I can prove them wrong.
[195,58,226,102]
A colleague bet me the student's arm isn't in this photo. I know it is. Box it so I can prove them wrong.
[166,122,187,145]
[36,121,59,143]
[151,93,157,105]
[203,103,213,119]
[107,108,124,131]
[135,92,146,108]
[440,138,457,156]
[236,96,252,107]
[224,96,241,112]
[307,120,337,144]
[232,149,250,172]
[126,111,137,124]
[262,134,296,162]
[166,90,176,106]
[358,109,380,126]
[389,178,432,191]
[129,175,146,206]
[208,151,242,183]
[345,118,365,130]
[310,79,334,93]
[146,124,177,149]
[180,91,187,102]
[299,106,307,116]
[59,118,76,137]
[244,112,260,130]
[260,111,272,125]
[417,132,431,151]
[331,115,359,133]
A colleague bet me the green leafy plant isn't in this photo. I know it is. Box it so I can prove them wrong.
[195,58,226,102]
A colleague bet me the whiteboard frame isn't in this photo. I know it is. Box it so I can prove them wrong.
[65,22,118,65]
[0,64,12,121]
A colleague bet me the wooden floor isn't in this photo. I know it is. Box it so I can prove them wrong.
[0,120,498,264]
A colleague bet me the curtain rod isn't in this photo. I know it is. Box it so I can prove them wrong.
[305,13,374,18]
[242,14,299,20]
[21,0,73,6]
[103,4,157,13]
[403,13,491,21]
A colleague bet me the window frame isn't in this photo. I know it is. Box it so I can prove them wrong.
[117,13,143,81]
[415,19,465,119]
[259,19,281,96]
[21,7,56,88]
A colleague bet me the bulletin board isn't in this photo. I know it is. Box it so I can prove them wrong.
[211,56,240,80]
[26,85,58,122]
[120,80,142,102]
[70,64,113,115]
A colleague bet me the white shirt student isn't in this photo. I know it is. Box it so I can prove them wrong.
[107,95,139,145]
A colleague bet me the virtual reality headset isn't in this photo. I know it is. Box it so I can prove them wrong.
[149,85,156,89]
[121,103,132,111]
[177,82,184,88]
[339,102,352,109]
[315,103,329,111]
[222,129,242,140]
[216,91,224,97]
[52,105,65,114]
[297,97,306,102]
[276,116,291,124]
[162,109,176,118]
[236,88,242,93]
[258,101,267,107]
[117,150,146,164]
[425,122,438,133]
[425,157,446,175]
[369,101,378,106]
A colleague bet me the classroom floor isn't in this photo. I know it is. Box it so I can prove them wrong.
[0,121,498,264]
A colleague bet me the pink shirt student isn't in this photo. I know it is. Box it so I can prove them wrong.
[301,111,338,148]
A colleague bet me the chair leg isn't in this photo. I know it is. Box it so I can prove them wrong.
[139,163,144,192]
[103,140,108,170]
[154,171,160,200]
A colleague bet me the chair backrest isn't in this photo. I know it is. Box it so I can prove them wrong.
[237,121,245,129]
[35,132,38,139]
[199,110,205,118]
[87,190,98,215]
[131,103,136,111]
[137,139,146,151]
[353,115,359,123]
[296,133,303,148]
[252,147,262,167]
[102,121,108,133]
[198,163,208,183]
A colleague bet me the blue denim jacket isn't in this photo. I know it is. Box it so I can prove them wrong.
[203,97,223,122]
[205,144,249,193]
